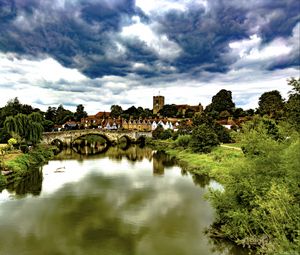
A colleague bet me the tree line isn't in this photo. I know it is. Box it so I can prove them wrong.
[0,78,299,148]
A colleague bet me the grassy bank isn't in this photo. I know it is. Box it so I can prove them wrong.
[1,145,57,187]
[147,139,243,183]
[147,138,299,254]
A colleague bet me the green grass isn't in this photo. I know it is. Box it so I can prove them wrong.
[4,145,56,177]
[150,139,244,183]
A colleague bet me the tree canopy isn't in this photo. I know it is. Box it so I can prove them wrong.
[110,105,123,118]
[205,89,235,118]
[74,104,87,122]
[286,77,300,131]
[258,90,284,118]
[158,104,177,117]
[4,112,44,145]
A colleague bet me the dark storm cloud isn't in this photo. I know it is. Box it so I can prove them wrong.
[0,0,299,80]
[157,0,299,74]
[0,0,143,77]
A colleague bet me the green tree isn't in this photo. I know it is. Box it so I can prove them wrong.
[74,104,87,122]
[258,90,284,118]
[42,120,54,132]
[193,113,232,143]
[123,106,139,119]
[0,98,36,127]
[4,113,44,146]
[158,104,177,117]
[233,108,246,119]
[45,106,57,123]
[209,119,300,254]
[55,105,73,125]
[205,89,235,118]
[152,125,164,140]
[185,108,195,118]
[110,105,123,118]
[285,77,300,131]
[190,124,219,153]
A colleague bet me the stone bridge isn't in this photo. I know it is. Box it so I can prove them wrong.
[42,129,152,146]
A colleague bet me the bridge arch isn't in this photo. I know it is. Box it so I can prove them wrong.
[72,133,112,146]
[51,139,64,148]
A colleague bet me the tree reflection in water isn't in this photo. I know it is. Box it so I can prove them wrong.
[6,168,43,196]
[6,145,212,197]
[0,145,249,255]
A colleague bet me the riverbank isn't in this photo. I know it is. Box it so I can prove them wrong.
[148,138,300,254]
[0,145,57,190]
[146,139,243,184]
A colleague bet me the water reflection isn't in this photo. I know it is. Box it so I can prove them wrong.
[0,146,247,255]
[6,168,43,197]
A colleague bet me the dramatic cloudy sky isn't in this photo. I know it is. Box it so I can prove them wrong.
[0,0,299,113]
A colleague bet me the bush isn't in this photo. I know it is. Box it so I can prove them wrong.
[6,145,55,176]
[0,175,6,188]
[152,125,164,140]
[8,138,17,149]
[214,123,232,143]
[20,144,29,153]
[208,119,300,254]
[159,129,173,140]
[175,135,191,148]
[190,124,219,153]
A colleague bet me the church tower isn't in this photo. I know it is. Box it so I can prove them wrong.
[153,95,164,115]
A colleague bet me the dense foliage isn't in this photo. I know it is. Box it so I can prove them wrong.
[285,77,300,131]
[205,89,235,118]
[258,90,284,118]
[190,124,220,153]
[209,118,300,254]
[4,112,44,145]
[5,145,55,177]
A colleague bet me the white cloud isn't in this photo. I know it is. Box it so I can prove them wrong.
[0,53,86,83]
[0,51,298,115]
[121,16,182,59]
[229,28,298,70]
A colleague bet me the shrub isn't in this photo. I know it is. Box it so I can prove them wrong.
[190,124,219,153]
[214,123,232,143]
[159,129,173,140]
[20,144,29,153]
[175,135,191,148]
[8,138,17,149]
[0,175,6,188]
[152,125,164,140]
[208,119,300,254]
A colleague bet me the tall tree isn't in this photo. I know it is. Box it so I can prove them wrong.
[123,106,139,119]
[205,89,235,118]
[4,112,44,145]
[286,77,300,131]
[55,105,73,125]
[74,104,87,122]
[258,90,284,118]
[110,105,123,118]
[0,98,35,127]
[45,107,57,123]
[159,104,177,117]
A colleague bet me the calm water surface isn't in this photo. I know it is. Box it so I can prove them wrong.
[0,146,246,255]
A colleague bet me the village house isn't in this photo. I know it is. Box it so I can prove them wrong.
[81,111,111,128]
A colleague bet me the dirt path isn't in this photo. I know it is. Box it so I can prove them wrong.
[220,144,242,151]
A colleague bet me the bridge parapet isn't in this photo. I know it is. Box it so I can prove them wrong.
[42,129,152,146]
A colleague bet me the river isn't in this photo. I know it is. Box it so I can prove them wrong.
[0,146,247,255]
